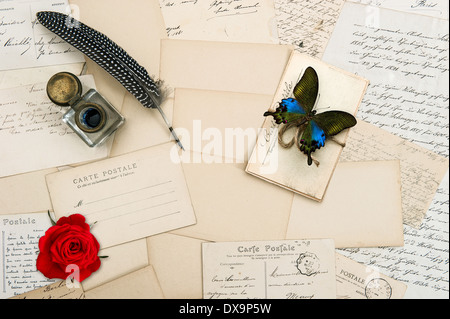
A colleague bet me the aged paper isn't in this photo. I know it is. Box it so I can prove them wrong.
[84,266,164,299]
[147,233,206,299]
[173,159,293,242]
[322,2,449,298]
[159,39,293,96]
[80,239,148,292]
[69,0,169,157]
[202,239,336,299]
[0,0,84,71]
[335,253,407,299]
[322,2,449,158]
[246,51,368,201]
[170,89,293,242]
[46,143,196,249]
[172,88,274,164]
[341,120,449,228]
[0,168,56,215]
[350,0,449,19]
[286,161,404,248]
[0,75,109,178]
[159,0,278,43]
[274,0,345,57]
[0,212,55,299]
[111,39,293,156]
[10,280,85,299]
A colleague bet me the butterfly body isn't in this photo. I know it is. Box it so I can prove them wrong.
[264,67,356,166]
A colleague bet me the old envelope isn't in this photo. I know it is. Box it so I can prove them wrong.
[202,239,336,299]
[246,51,369,202]
[286,160,404,248]
[46,143,196,249]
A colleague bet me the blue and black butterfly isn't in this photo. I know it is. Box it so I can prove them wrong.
[264,67,357,166]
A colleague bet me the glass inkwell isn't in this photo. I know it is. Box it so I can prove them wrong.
[47,72,125,147]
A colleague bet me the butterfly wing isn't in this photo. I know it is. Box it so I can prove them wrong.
[264,67,319,124]
[299,111,357,166]
[263,98,307,124]
[292,67,319,114]
[312,111,357,137]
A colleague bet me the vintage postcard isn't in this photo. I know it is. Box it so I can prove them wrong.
[46,143,196,249]
[0,212,56,299]
[335,253,408,299]
[0,0,84,72]
[0,75,109,178]
[246,51,368,201]
[286,160,404,248]
[202,239,336,299]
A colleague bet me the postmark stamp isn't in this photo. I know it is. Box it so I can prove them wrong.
[296,252,320,276]
[365,278,392,299]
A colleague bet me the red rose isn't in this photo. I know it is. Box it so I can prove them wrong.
[37,214,101,282]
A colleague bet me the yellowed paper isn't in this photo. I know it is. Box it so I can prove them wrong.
[172,88,273,163]
[0,168,56,215]
[246,51,368,201]
[147,234,206,299]
[202,239,336,299]
[336,253,407,299]
[81,239,149,292]
[69,0,170,157]
[0,0,85,72]
[341,120,449,228]
[10,281,85,299]
[172,160,293,242]
[46,143,196,249]
[160,39,293,96]
[0,212,55,298]
[84,266,164,299]
[286,161,404,248]
[0,75,109,178]
[159,0,278,43]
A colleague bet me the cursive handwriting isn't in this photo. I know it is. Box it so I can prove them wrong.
[275,0,346,57]
[323,3,449,298]
[0,213,55,298]
[159,0,276,43]
[0,1,84,71]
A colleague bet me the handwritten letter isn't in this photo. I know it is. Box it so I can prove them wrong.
[0,212,55,299]
[0,75,108,178]
[0,0,84,71]
[323,2,449,298]
[323,2,449,157]
[159,0,278,43]
[350,0,449,19]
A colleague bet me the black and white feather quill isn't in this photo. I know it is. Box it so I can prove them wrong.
[37,11,183,149]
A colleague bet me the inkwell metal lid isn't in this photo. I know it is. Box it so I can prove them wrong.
[47,72,82,106]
